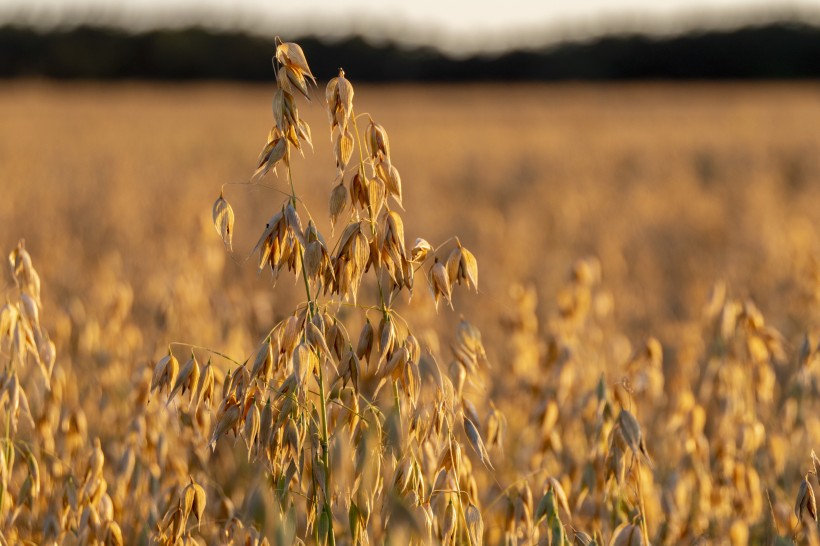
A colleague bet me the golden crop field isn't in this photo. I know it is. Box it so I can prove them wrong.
[3,58,820,545]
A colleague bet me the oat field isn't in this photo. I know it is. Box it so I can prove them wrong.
[3,54,820,545]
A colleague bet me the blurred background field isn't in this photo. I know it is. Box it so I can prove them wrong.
[3,81,820,348]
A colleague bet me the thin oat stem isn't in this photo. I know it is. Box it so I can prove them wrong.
[410,236,459,277]
[357,394,386,423]
[316,360,335,545]
[483,469,546,512]
[272,486,311,502]
[434,236,459,255]
[222,180,294,199]
[0,399,10,519]
[766,488,780,539]
[168,342,241,366]
[392,380,402,436]
[326,398,371,423]
[334,301,383,315]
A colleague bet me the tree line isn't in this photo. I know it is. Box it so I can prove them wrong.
[1,22,819,81]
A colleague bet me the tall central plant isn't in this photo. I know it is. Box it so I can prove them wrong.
[151,40,492,545]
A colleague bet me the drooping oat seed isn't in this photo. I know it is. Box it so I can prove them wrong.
[796,474,818,522]
[356,319,374,366]
[334,128,354,173]
[243,403,261,460]
[167,352,200,407]
[212,192,235,251]
[463,415,493,469]
[150,352,179,396]
[366,120,390,161]
[209,399,241,451]
[275,41,316,84]
[429,259,453,311]
[375,159,403,209]
[329,181,348,229]
[465,503,484,545]
[617,409,651,466]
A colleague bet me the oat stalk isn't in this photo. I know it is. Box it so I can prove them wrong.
[288,163,336,546]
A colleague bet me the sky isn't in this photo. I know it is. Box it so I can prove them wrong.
[4,0,820,54]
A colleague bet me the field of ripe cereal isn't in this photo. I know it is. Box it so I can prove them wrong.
[3,76,820,545]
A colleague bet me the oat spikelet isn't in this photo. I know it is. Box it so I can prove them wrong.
[167,353,200,407]
[446,242,478,292]
[430,259,452,311]
[441,500,456,544]
[212,192,235,251]
[243,403,261,459]
[8,239,41,305]
[366,120,390,161]
[326,69,354,135]
[192,359,215,412]
[275,41,316,84]
[180,478,207,531]
[209,397,241,451]
[796,474,818,522]
[277,64,311,101]
[252,128,287,181]
[375,159,403,209]
[150,352,179,396]
[546,476,571,519]
[334,129,354,173]
[329,181,348,229]
[463,416,493,469]
[465,503,484,545]
[410,238,432,263]
[617,409,651,466]
[356,319,374,365]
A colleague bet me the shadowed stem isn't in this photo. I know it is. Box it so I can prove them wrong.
[0,389,9,519]
[636,458,650,545]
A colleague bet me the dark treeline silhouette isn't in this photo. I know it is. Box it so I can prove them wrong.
[2,22,820,81]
